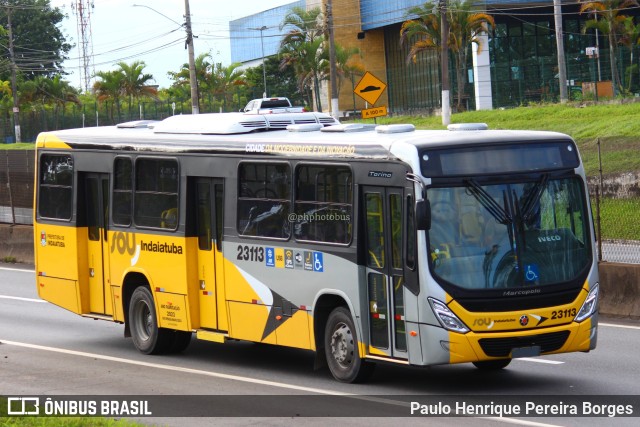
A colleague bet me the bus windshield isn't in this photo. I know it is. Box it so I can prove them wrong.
[427,176,591,290]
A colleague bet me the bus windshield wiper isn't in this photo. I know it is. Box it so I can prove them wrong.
[520,173,549,223]
[464,179,510,225]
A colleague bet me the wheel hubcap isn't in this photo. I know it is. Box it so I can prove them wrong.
[330,322,354,366]
[133,300,151,341]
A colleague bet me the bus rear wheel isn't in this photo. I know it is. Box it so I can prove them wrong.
[129,286,173,355]
[473,359,511,370]
[324,307,374,383]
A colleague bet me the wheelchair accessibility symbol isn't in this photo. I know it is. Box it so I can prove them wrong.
[524,264,539,282]
[313,252,324,272]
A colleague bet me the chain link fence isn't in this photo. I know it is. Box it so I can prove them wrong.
[582,138,640,264]
[0,150,34,225]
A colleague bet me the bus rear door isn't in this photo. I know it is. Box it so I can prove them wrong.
[83,173,112,315]
[194,178,227,331]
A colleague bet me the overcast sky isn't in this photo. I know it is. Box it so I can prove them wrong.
[50,0,295,90]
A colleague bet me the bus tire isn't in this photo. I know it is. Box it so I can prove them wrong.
[473,359,511,370]
[129,286,172,355]
[324,307,375,383]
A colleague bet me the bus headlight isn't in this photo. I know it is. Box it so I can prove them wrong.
[574,284,599,322]
[428,297,469,333]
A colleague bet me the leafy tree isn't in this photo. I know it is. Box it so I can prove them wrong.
[279,6,326,111]
[400,0,494,111]
[581,0,639,96]
[244,56,304,106]
[0,0,71,80]
[20,75,79,128]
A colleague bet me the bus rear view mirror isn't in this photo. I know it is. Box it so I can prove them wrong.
[416,199,430,231]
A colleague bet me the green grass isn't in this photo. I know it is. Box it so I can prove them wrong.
[0,143,35,150]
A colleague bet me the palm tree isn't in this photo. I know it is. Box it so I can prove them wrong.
[400,2,442,66]
[210,62,246,111]
[400,0,493,111]
[93,70,125,124]
[281,37,327,111]
[580,0,640,96]
[447,1,494,110]
[279,6,326,111]
[334,44,364,100]
[168,53,212,110]
[116,61,158,117]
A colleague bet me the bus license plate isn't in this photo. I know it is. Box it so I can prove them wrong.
[511,346,541,358]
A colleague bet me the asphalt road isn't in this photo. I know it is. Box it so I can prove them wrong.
[0,264,639,426]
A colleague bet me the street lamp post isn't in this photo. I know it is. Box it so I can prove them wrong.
[133,2,199,114]
[249,26,268,98]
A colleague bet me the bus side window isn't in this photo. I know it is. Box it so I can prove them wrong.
[112,157,132,226]
[293,164,352,244]
[134,158,179,230]
[237,162,291,239]
[38,154,74,220]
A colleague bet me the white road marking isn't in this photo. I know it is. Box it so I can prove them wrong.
[0,295,45,303]
[0,266,34,273]
[0,339,564,426]
[515,358,564,365]
[600,322,640,330]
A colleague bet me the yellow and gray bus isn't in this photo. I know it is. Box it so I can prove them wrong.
[34,113,599,383]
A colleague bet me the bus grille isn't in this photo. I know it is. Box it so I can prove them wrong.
[478,331,570,357]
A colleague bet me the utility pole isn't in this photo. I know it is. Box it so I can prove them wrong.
[554,0,568,103]
[6,6,20,142]
[184,0,199,114]
[440,0,451,125]
[327,0,339,118]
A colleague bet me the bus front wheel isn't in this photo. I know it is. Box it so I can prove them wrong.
[129,286,173,355]
[473,359,511,370]
[324,307,374,383]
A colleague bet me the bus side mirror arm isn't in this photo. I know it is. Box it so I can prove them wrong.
[416,199,431,231]
[406,172,430,230]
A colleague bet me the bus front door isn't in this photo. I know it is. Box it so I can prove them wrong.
[83,173,112,315]
[363,186,408,360]
[195,178,227,331]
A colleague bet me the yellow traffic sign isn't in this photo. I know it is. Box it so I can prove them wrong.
[362,105,387,119]
[354,71,387,105]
